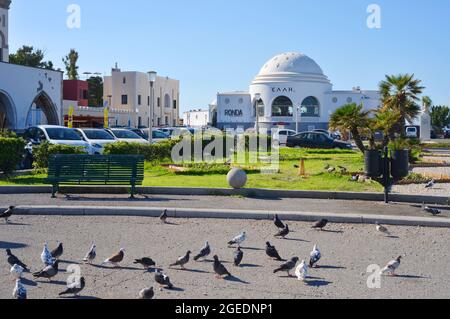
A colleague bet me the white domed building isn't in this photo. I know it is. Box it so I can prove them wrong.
[211,52,381,132]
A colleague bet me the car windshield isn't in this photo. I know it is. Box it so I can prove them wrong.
[45,128,82,141]
[111,130,142,139]
[83,130,115,140]
[153,130,168,138]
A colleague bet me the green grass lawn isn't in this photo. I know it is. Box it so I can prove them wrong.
[0,148,383,192]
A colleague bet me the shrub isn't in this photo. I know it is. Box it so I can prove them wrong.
[103,140,178,163]
[0,137,26,176]
[33,142,86,169]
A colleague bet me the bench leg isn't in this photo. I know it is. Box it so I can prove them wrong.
[52,184,57,198]
[130,184,136,199]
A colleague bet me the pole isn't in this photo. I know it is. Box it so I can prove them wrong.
[296,106,299,134]
[255,98,259,135]
[149,82,154,144]
[383,146,390,204]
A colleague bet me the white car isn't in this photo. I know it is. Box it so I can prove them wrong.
[273,129,298,146]
[107,128,150,144]
[75,128,118,154]
[23,125,95,154]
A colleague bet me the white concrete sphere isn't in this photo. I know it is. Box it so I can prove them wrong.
[227,168,247,189]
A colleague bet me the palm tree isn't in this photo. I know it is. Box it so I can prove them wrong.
[62,49,79,80]
[379,74,424,136]
[422,96,432,114]
[329,103,370,153]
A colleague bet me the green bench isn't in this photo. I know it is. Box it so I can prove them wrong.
[47,154,145,198]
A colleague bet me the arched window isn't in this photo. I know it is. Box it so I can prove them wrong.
[164,94,171,108]
[272,96,293,117]
[301,96,320,117]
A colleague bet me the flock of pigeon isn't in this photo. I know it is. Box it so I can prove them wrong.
[2,207,410,300]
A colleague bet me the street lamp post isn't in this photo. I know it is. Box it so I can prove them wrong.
[296,105,300,134]
[253,93,261,134]
[147,71,157,144]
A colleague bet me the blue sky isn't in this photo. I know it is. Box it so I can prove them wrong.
[8,0,450,112]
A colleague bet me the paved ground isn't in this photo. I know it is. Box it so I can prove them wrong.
[0,193,449,219]
[0,215,449,299]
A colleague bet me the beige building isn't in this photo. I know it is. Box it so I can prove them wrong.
[103,65,180,128]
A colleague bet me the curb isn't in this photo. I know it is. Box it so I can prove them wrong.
[11,205,450,228]
[0,186,449,205]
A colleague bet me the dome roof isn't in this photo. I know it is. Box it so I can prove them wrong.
[0,0,11,9]
[258,52,324,76]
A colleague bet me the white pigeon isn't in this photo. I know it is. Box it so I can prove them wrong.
[10,264,24,279]
[375,222,391,236]
[227,232,247,247]
[295,260,308,282]
[309,245,322,268]
[13,279,27,299]
[83,244,96,264]
[381,256,402,276]
[41,242,56,266]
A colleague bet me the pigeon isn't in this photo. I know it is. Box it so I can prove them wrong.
[170,251,191,269]
[138,287,154,299]
[234,247,244,267]
[10,264,24,279]
[6,249,28,271]
[0,206,15,223]
[274,214,285,229]
[102,248,125,267]
[338,166,348,174]
[425,180,435,189]
[194,241,211,261]
[228,232,246,247]
[381,256,402,276]
[82,245,96,264]
[423,204,442,216]
[309,245,322,268]
[33,261,60,281]
[213,255,231,279]
[273,257,299,277]
[275,224,290,239]
[375,222,391,236]
[51,242,64,259]
[295,260,308,282]
[154,269,173,289]
[59,277,86,297]
[351,174,360,182]
[312,219,328,231]
[41,243,56,266]
[160,209,168,223]
[265,242,285,261]
[324,164,331,170]
[327,167,336,173]
[134,257,156,269]
[13,279,27,300]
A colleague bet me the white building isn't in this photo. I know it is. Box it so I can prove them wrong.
[103,66,180,128]
[0,0,63,132]
[183,109,210,127]
[211,52,381,131]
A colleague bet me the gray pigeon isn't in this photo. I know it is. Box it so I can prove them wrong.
[51,242,63,259]
[265,242,285,261]
[139,287,154,299]
[134,257,156,269]
[160,209,168,223]
[275,224,290,238]
[0,206,15,223]
[59,277,86,297]
[234,247,244,267]
[273,257,299,277]
[312,219,329,230]
[423,205,442,216]
[170,251,191,269]
[213,255,231,279]
[82,245,96,264]
[154,269,173,289]
[6,249,28,271]
[194,241,211,261]
[33,261,60,281]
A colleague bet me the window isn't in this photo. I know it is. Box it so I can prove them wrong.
[272,96,293,117]
[83,90,88,100]
[147,96,150,106]
[164,94,171,108]
[138,117,142,127]
[165,116,169,125]
[123,77,126,84]
[138,95,142,106]
[157,118,161,126]
[157,97,161,107]
[173,100,177,109]
[121,95,128,105]
[301,96,320,117]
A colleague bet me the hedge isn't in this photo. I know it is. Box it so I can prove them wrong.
[0,137,26,176]
[33,142,87,169]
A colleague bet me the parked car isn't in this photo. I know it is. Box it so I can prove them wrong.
[74,128,117,154]
[444,127,450,139]
[138,129,170,143]
[286,132,353,149]
[106,128,149,144]
[272,129,297,146]
[405,126,419,138]
[313,129,341,140]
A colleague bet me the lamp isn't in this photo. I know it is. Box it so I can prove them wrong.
[147,71,157,143]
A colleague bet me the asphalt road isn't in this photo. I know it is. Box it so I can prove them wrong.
[1,215,449,299]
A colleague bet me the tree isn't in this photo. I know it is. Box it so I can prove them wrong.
[430,105,450,131]
[87,76,103,107]
[329,103,370,153]
[8,45,54,69]
[422,96,432,113]
[62,49,79,80]
[379,74,424,136]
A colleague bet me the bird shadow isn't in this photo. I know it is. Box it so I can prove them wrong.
[305,279,333,287]
[0,241,28,249]
[165,287,184,292]
[162,221,179,226]
[386,235,400,239]
[90,264,142,271]
[59,259,81,265]
[0,222,30,226]
[145,267,164,273]
[36,280,67,286]
[60,295,102,300]
[239,264,262,268]
[224,275,250,285]
[390,274,429,280]
[239,247,264,251]
[171,268,210,274]
[316,265,346,270]
[21,278,38,287]
[320,230,344,234]
[283,238,310,243]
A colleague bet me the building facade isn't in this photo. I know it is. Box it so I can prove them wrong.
[63,80,88,107]
[183,109,210,127]
[103,66,180,128]
[0,0,63,132]
[211,52,381,132]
